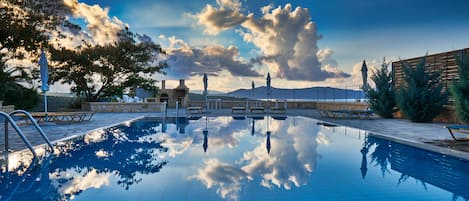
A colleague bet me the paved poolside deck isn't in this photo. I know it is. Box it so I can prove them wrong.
[1,109,466,158]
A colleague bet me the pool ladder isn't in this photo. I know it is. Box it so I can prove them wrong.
[1,110,54,159]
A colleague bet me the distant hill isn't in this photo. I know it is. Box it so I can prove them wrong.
[190,90,225,95]
[226,86,365,100]
[188,93,247,101]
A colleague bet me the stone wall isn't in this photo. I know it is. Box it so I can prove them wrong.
[82,102,166,112]
[315,102,368,111]
[394,105,458,123]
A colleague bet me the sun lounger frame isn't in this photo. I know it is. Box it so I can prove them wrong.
[271,107,286,114]
[250,106,265,114]
[445,125,469,141]
[232,106,246,114]
[319,110,373,119]
[24,112,95,124]
[187,107,203,115]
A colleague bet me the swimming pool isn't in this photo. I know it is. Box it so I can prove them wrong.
[1,116,469,201]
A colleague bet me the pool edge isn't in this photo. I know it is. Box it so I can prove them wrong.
[308,115,469,161]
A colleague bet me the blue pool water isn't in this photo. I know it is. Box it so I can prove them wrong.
[1,116,469,201]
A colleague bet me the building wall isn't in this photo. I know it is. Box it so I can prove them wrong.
[156,80,189,108]
[82,102,165,112]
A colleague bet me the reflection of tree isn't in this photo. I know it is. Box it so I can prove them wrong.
[366,136,391,176]
[1,119,169,200]
[366,135,469,200]
[51,121,168,190]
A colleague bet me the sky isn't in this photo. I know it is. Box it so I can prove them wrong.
[52,0,469,93]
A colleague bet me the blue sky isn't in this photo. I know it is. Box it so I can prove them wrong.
[64,0,469,91]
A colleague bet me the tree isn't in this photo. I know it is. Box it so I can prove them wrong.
[50,29,167,101]
[0,54,39,110]
[0,1,68,109]
[451,54,469,124]
[396,57,448,122]
[366,57,396,118]
[1,1,67,57]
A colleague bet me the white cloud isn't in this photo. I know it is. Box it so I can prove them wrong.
[63,0,126,45]
[185,116,324,200]
[192,0,248,35]
[240,118,319,190]
[190,159,247,201]
[193,2,350,81]
[50,168,111,200]
[319,59,380,89]
[159,36,260,78]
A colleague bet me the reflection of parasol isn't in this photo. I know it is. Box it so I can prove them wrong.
[161,117,167,133]
[251,119,255,136]
[203,130,208,153]
[360,140,370,179]
[203,115,208,152]
[266,116,271,154]
[39,49,49,120]
[266,131,271,154]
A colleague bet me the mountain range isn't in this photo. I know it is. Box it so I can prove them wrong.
[225,86,366,100]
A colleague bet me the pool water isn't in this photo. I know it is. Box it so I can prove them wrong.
[1,116,469,201]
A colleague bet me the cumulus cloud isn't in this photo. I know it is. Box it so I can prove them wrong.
[63,0,126,45]
[192,0,248,35]
[50,168,111,200]
[49,25,93,49]
[189,117,323,200]
[240,117,320,190]
[160,36,260,78]
[193,2,350,81]
[241,4,349,81]
[191,159,247,201]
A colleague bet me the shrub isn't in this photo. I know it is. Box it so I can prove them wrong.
[396,57,448,122]
[451,54,469,124]
[366,58,396,118]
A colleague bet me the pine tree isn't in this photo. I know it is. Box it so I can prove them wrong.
[451,53,469,124]
[397,57,448,122]
[366,57,396,118]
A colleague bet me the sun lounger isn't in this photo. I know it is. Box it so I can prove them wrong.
[316,122,338,127]
[26,112,95,124]
[271,106,286,114]
[187,116,202,120]
[445,125,469,141]
[232,115,246,120]
[187,106,203,115]
[0,105,15,113]
[271,115,287,120]
[232,106,246,114]
[250,115,264,120]
[250,106,265,114]
[319,110,373,119]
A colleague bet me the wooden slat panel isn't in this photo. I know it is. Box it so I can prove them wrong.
[392,48,469,105]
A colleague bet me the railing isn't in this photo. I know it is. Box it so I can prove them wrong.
[2,110,54,159]
[1,111,38,158]
[9,110,53,149]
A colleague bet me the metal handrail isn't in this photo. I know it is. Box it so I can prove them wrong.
[9,110,53,149]
[1,111,37,159]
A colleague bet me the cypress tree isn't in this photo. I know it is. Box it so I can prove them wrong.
[366,57,396,118]
[451,53,469,124]
[397,57,448,122]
